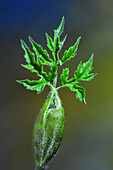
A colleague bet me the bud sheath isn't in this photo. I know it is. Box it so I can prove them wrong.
[33,91,65,169]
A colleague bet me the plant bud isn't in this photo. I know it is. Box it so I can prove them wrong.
[33,91,65,169]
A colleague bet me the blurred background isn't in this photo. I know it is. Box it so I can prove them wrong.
[0,0,113,169]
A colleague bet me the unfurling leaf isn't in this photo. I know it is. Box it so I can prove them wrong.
[70,84,86,104]
[49,64,58,82]
[45,33,54,52]
[60,68,69,85]
[61,36,81,64]
[81,54,94,77]
[60,34,67,49]
[52,17,65,62]
[21,64,39,75]
[20,39,36,64]
[74,54,96,82]
[74,61,82,79]
[29,36,53,65]
[53,36,61,61]
[20,40,43,74]
[20,39,50,81]
[17,78,46,94]
[54,16,65,39]
[82,73,97,81]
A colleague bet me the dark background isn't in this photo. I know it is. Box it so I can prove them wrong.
[1,0,113,169]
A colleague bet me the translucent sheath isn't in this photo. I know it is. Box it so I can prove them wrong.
[33,91,65,169]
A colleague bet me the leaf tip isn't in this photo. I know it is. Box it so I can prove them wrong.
[83,98,87,105]
[28,35,31,39]
[91,53,94,59]
[16,80,21,84]
[20,39,25,49]
[62,16,65,22]
[28,36,33,43]
[78,36,82,39]
[45,32,48,37]
[77,36,82,43]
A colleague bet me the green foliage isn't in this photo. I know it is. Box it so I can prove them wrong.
[17,16,96,103]
[20,40,45,78]
[29,36,53,65]
[45,33,54,52]
[61,36,81,64]
[45,17,66,63]
[49,63,58,82]
[60,68,69,85]
[60,54,96,103]
[54,16,64,39]
[70,84,86,104]
[17,78,46,94]
[74,54,97,82]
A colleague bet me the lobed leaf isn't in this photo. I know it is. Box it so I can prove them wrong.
[74,54,96,82]
[60,68,69,85]
[21,64,39,75]
[54,17,65,40]
[81,54,94,78]
[20,39,36,64]
[70,84,86,104]
[49,64,58,82]
[20,40,43,74]
[53,36,61,60]
[17,78,46,94]
[45,33,54,52]
[61,36,81,64]
[60,34,67,50]
[29,36,53,65]
[52,17,65,62]
[82,73,97,81]
[74,61,82,79]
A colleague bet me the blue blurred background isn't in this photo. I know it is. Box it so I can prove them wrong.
[0,0,113,169]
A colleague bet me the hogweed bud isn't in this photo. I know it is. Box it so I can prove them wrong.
[17,16,96,169]
[33,91,65,169]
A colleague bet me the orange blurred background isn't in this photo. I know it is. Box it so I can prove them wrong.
[1,0,113,169]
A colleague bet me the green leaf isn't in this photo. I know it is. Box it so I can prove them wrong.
[20,39,36,64]
[70,84,86,104]
[53,36,61,60]
[49,64,58,82]
[52,17,65,62]
[74,54,96,82]
[45,33,54,52]
[81,54,94,78]
[74,61,82,79]
[17,78,46,94]
[29,36,53,65]
[60,67,69,85]
[21,64,39,75]
[60,34,67,49]
[54,17,65,39]
[20,40,43,74]
[61,36,81,64]
[82,73,97,81]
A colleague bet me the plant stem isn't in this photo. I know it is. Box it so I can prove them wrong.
[36,166,45,170]
[53,75,57,88]
[56,84,67,91]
